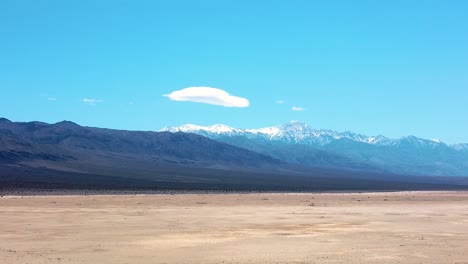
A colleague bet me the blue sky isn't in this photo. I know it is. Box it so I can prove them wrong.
[1,0,467,143]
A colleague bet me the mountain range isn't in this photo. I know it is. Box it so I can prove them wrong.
[161,121,468,176]
[1,118,468,192]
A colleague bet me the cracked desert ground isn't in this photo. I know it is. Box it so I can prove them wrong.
[1,191,468,264]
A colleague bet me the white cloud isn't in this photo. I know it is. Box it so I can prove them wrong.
[292,106,306,111]
[47,97,57,101]
[276,100,285,104]
[83,98,103,105]
[164,87,249,108]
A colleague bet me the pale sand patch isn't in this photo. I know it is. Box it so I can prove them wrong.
[1,191,468,263]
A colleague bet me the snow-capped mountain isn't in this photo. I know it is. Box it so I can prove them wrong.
[163,124,245,136]
[161,121,453,149]
[161,121,468,176]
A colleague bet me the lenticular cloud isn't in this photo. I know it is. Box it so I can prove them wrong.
[164,87,250,108]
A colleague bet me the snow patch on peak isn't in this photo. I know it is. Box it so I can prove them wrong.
[246,126,280,136]
[161,124,205,133]
[206,124,241,134]
[160,123,243,135]
[366,135,391,145]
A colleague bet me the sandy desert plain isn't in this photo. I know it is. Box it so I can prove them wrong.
[1,191,468,264]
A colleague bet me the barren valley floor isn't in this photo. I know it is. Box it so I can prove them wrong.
[1,191,468,264]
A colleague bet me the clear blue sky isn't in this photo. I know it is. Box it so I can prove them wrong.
[1,0,467,143]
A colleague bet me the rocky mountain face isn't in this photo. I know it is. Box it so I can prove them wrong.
[161,121,468,176]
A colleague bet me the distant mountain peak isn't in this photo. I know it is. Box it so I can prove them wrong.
[161,123,243,135]
[401,135,419,140]
[160,121,468,176]
[161,121,463,149]
[54,120,80,127]
[207,124,238,133]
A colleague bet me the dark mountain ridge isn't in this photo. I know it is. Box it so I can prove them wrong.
[1,118,467,192]
[0,118,282,171]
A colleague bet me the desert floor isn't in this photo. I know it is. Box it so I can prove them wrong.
[1,191,468,264]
